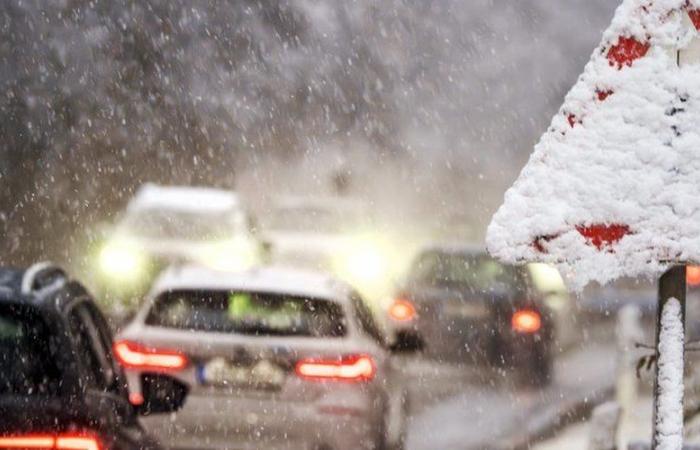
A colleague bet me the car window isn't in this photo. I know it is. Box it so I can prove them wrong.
[410,251,521,292]
[83,303,121,393]
[0,304,62,396]
[147,290,347,337]
[122,208,243,240]
[68,302,115,391]
[350,293,385,346]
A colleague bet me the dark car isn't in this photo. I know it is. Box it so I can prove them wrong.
[386,245,578,385]
[0,262,189,449]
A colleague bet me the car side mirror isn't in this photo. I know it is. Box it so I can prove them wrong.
[389,330,423,354]
[138,373,189,416]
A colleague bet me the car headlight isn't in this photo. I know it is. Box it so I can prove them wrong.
[98,241,146,282]
[345,246,387,282]
[335,237,391,284]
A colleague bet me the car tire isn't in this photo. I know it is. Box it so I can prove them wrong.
[380,391,409,450]
[521,345,553,387]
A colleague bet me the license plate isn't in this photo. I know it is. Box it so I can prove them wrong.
[198,357,286,390]
[442,301,489,319]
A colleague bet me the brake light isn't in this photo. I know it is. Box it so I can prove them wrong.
[113,340,188,371]
[388,298,416,322]
[511,309,542,334]
[0,436,54,448]
[56,436,101,450]
[688,266,700,286]
[0,434,101,450]
[295,354,376,382]
[128,392,145,406]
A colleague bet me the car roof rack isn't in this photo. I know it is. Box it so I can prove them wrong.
[21,262,67,295]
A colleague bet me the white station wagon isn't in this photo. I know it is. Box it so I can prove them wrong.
[115,265,409,450]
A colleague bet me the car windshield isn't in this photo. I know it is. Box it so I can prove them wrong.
[410,251,521,292]
[0,305,62,396]
[123,209,244,241]
[146,290,346,337]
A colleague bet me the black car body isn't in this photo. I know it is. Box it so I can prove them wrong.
[0,263,188,449]
[386,245,578,384]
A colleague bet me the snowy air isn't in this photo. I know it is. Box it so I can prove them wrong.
[3,1,700,450]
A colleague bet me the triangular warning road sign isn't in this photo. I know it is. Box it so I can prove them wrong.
[487,0,700,288]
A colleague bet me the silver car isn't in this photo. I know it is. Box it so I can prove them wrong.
[115,265,408,450]
[87,184,263,310]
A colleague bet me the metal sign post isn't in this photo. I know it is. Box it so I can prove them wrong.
[651,266,687,449]
[651,12,700,447]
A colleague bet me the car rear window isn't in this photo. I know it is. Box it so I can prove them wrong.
[146,290,347,337]
[410,251,522,292]
[0,305,62,396]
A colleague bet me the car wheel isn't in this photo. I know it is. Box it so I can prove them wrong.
[380,391,409,450]
[521,345,553,387]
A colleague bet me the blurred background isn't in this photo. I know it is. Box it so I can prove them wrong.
[13,3,694,449]
[0,0,616,267]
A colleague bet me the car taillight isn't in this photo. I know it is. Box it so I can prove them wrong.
[0,434,101,450]
[128,392,145,406]
[388,298,417,322]
[688,266,700,286]
[511,309,542,334]
[295,354,376,382]
[113,340,188,371]
[55,436,101,450]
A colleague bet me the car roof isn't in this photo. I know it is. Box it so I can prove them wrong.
[418,242,487,256]
[128,183,241,214]
[151,264,352,302]
[414,243,541,272]
[0,268,24,298]
[0,263,77,310]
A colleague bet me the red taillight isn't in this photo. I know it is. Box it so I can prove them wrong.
[0,434,101,450]
[511,309,542,334]
[388,298,416,322]
[0,435,54,449]
[128,392,145,406]
[295,354,376,382]
[113,340,188,371]
[688,266,700,286]
[55,436,101,450]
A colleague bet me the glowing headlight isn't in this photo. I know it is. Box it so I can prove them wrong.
[335,238,391,284]
[345,246,387,281]
[98,241,146,281]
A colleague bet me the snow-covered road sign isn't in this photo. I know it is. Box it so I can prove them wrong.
[487,0,700,289]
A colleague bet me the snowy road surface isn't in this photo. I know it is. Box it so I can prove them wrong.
[401,341,617,450]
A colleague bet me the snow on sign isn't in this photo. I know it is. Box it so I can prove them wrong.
[486,0,700,289]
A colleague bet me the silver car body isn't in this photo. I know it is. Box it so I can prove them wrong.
[118,265,406,450]
[91,184,262,303]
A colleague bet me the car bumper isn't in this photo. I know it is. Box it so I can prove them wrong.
[139,393,381,450]
[389,315,549,364]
